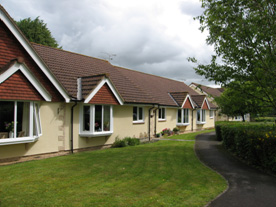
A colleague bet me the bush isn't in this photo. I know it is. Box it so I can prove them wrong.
[216,122,276,173]
[112,138,127,148]
[112,137,140,148]
[124,137,140,146]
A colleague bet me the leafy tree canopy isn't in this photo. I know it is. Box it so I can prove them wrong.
[189,0,276,109]
[16,17,61,48]
[215,81,269,121]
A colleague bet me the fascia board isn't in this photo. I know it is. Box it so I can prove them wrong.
[84,78,123,105]
[181,94,195,109]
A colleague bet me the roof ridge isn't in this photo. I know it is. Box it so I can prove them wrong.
[114,65,188,85]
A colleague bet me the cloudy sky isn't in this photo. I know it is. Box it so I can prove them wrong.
[1,0,217,86]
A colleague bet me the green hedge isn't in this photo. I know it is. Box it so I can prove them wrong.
[215,122,276,173]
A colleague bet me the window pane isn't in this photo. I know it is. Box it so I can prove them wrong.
[103,106,110,131]
[177,109,182,123]
[133,107,137,121]
[35,103,41,135]
[197,110,201,122]
[139,107,143,120]
[0,101,14,138]
[202,110,206,122]
[95,105,102,132]
[162,108,165,119]
[20,102,30,137]
[184,109,189,123]
[159,108,162,119]
[83,106,90,131]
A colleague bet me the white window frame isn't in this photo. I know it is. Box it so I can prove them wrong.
[209,110,214,119]
[197,109,206,124]
[79,104,113,137]
[133,106,144,123]
[0,101,42,146]
[177,108,190,126]
[158,108,166,121]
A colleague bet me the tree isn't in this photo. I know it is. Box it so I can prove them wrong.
[214,82,267,121]
[189,0,276,110]
[16,17,61,48]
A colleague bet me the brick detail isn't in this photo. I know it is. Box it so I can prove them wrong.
[89,83,119,105]
[202,100,209,110]
[0,71,44,101]
[183,97,193,109]
[0,20,63,101]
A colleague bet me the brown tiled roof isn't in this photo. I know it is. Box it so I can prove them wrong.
[191,82,223,97]
[81,74,107,99]
[191,95,206,108]
[169,92,188,106]
[32,43,199,106]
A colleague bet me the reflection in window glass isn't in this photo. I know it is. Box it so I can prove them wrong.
[177,109,182,123]
[202,110,206,122]
[104,106,110,131]
[183,109,189,123]
[133,107,137,121]
[197,110,201,122]
[139,107,143,120]
[83,106,90,131]
[95,105,102,132]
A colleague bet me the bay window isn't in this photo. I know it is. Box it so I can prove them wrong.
[177,109,189,126]
[197,109,206,124]
[0,101,41,145]
[80,104,113,136]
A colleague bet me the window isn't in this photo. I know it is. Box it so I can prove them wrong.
[210,110,214,119]
[177,109,189,125]
[133,106,144,123]
[0,101,41,145]
[158,108,166,121]
[197,109,206,124]
[80,105,113,136]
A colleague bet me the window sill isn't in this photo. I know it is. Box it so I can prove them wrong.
[158,119,166,122]
[177,123,189,126]
[133,121,145,124]
[0,136,39,146]
[79,132,113,137]
[196,121,206,125]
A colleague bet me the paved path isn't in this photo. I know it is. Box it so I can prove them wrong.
[195,132,276,207]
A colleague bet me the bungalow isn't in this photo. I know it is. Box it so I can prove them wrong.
[0,5,216,162]
[189,82,250,121]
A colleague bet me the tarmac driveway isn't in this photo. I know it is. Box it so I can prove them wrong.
[195,132,276,207]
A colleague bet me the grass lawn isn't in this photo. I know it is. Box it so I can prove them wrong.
[165,129,215,140]
[0,134,226,207]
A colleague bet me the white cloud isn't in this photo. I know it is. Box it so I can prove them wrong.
[1,0,216,86]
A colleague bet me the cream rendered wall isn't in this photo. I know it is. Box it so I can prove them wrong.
[156,108,194,134]
[193,109,215,131]
[69,104,151,150]
[0,102,64,159]
[156,108,177,133]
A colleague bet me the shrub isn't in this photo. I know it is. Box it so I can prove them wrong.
[112,137,140,148]
[112,138,127,148]
[216,122,276,173]
[124,137,140,146]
